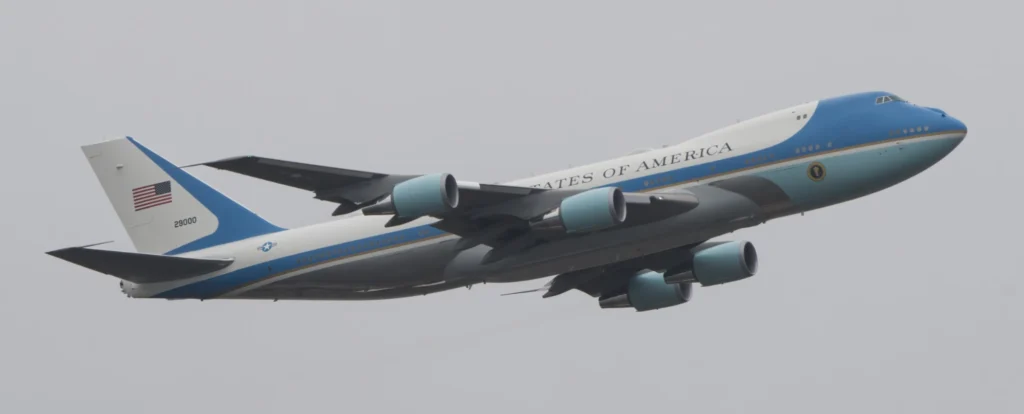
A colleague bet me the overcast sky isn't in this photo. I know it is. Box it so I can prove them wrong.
[2,1,1021,413]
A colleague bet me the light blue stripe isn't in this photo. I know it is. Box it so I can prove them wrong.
[156,226,448,299]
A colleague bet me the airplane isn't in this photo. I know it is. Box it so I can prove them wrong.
[46,91,967,311]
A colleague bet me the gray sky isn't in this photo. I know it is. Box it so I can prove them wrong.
[2,1,1021,412]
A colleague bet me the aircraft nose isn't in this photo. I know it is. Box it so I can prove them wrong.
[945,114,967,143]
[950,115,967,135]
[923,106,967,141]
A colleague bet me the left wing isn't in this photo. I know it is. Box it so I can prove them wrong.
[192,155,418,215]
[193,155,701,255]
[193,155,559,217]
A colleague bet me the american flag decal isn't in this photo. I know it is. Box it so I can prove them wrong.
[133,181,173,211]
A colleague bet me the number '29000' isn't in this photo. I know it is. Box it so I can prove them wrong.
[174,217,197,228]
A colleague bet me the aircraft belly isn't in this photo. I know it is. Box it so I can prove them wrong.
[246,239,459,292]
[231,278,474,301]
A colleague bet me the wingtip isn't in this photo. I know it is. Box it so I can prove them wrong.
[45,240,115,256]
[500,288,543,296]
[180,155,253,169]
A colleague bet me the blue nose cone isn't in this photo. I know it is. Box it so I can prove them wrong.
[923,106,967,138]
[946,115,962,136]
[942,113,968,139]
[949,115,967,134]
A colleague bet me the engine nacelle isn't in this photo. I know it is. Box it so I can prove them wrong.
[561,187,627,233]
[392,173,460,217]
[664,240,759,286]
[364,173,460,219]
[531,187,627,234]
[599,271,693,312]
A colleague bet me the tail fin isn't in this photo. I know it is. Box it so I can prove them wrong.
[82,136,285,255]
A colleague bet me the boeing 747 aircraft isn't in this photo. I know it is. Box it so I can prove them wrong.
[48,91,966,311]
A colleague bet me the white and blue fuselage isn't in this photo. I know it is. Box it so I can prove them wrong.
[106,91,966,301]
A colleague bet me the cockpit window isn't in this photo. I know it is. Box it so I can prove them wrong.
[875,95,907,104]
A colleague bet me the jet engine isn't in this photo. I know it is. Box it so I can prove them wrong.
[663,240,758,286]
[599,271,693,312]
[599,241,758,312]
[531,187,628,234]
[363,173,460,218]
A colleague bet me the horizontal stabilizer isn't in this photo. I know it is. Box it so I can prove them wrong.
[46,245,233,284]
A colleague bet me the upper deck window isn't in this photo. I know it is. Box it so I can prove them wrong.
[875,95,907,104]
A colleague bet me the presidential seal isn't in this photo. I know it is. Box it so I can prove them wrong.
[807,162,826,182]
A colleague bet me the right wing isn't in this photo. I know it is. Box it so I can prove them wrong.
[499,241,712,299]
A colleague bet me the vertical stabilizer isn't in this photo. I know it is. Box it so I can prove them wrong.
[81,136,284,255]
